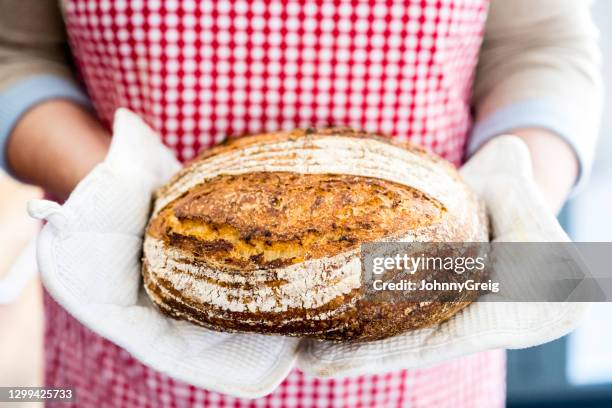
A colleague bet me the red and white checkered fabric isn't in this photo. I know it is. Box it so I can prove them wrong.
[44,1,506,407]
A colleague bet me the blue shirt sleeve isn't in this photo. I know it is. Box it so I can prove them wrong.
[467,100,593,193]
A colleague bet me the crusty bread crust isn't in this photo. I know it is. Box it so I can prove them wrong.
[147,172,445,270]
[142,128,488,341]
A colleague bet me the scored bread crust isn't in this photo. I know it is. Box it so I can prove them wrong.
[142,128,489,341]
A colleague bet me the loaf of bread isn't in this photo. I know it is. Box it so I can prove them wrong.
[142,128,488,341]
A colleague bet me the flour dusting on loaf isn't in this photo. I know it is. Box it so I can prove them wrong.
[142,128,488,341]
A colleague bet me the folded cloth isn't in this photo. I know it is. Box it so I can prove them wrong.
[29,109,587,397]
[298,138,588,376]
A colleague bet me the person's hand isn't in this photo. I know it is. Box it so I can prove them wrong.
[26,110,293,398]
[6,100,111,201]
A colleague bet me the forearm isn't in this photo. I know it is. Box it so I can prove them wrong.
[511,129,578,214]
[6,100,110,200]
[0,0,108,200]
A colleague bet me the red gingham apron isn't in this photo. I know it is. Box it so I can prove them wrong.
[44,1,506,406]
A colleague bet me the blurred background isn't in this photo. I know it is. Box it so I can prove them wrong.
[0,1,611,407]
[506,2,612,407]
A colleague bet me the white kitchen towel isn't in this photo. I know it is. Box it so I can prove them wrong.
[296,136,589,377]
[29,109,299,398]
[29,109,588,397]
